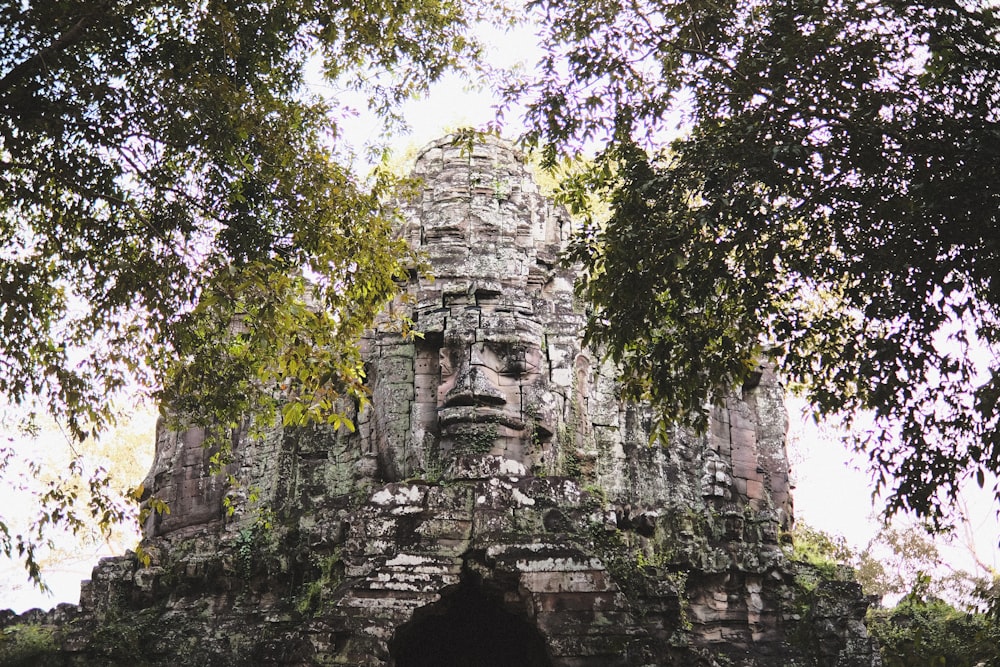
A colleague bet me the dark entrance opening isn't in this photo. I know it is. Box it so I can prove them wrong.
[390,581,552,667]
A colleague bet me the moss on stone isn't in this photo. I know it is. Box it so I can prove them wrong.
[452,422,498,456]
[85,612,149,666]
[296,550,345,616]
[0,623,59,666]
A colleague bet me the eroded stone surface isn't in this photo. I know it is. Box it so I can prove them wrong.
[0,135,879,667]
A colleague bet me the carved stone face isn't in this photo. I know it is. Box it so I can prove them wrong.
[352,135,579,480]
[434,323,554,463]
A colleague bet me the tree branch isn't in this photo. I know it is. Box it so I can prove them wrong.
[0,158,127,207]
[0,2,112,99]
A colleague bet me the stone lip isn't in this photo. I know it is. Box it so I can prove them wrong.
[438,405,527,431]
[449,454,529,479]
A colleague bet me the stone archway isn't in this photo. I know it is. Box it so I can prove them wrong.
[389,580,552,667]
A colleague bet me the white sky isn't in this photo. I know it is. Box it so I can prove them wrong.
[788,397,1000,587]
[329,21,538,170]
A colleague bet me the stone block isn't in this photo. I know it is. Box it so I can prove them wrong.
[535,591,619,613]
[416,517,472,541]
[730,425,757,449]
[746,478,765,500]
[544,632,635,659]
[416,308,448,332]
[729,408,756,431]
[520,569,614,594]
[732,462,760,481]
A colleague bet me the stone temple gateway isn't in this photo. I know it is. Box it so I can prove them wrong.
[1,136,880,666]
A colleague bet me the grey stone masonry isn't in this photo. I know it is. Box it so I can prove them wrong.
[0,135,880,667]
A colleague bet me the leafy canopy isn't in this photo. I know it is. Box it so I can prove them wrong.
[0,0,486,581]
[516,0,1000,523]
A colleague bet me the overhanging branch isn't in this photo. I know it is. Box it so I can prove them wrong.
[0,2,112,100]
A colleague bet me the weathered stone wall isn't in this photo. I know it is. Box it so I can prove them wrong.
[0,135,879,667]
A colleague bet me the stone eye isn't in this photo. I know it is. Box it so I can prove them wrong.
[500,347,529,376]
[503,360,528,376]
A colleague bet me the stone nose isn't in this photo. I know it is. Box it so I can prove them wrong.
[444,366,506,407]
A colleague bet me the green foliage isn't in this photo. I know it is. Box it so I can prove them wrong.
[0,624,58,666]
[0,409,153,600]
[784,523,861,611]
[1,0,482,440]
[780,522,1000,664]
[234,528,257,579]
[560,447,583,478]
[869,596,1000,667]
[84,610,150,666]
[296,550,345,615]
[787,520,996,613]
[588,522,647,597]
[0,452,136,591]
[519,0,1000,524]
[787,522,856,582]
[231,504,275,579]
[0,0,495,583]
[856,521,998,613]
[855,523,945,602]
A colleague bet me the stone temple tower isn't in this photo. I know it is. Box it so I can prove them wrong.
[0,136,880,667]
